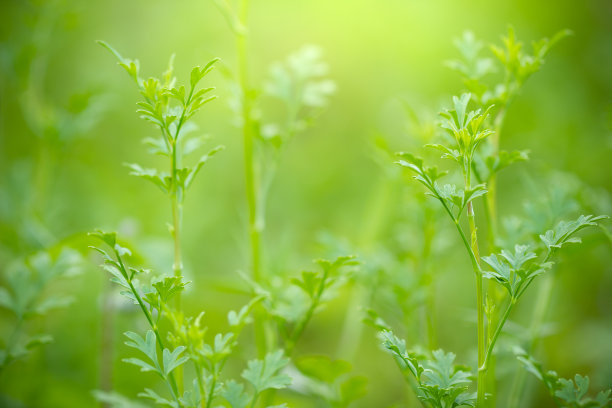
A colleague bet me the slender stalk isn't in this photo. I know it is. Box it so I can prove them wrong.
[116,251,181,404]
[507,271,554,407]
[482,298,515,371]
[468,202,486,408]
[236,0,266,358]
[463,157,486,407]
[336,176,394,359]
[204,364,217,408]
[422,205,437,349]
[99,279,115,408]
[438,196,486,406]
[484,107,505,252]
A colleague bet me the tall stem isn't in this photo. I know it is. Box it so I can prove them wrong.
[468,201,486,407]
[464,157,486,407]
[170,138,185,393]
[507,273,554,407]
[236,0,266,358]
[485,108,505,252]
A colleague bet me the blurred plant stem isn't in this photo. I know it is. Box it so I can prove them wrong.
[336,176,393,360]
[481,105,507,408]
[507,270,555,407]
[235,0,267,359]
[99,279,115,408]
[466,200,486,408]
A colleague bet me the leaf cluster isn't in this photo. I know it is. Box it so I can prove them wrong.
[395,153,486,221]
[0,247,81,371]
[98,41,224,202]
[379,330,475,408]
[221,350,291,408]
[516,349,611,407]
[447,27,571,106]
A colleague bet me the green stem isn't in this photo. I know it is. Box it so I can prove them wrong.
[463,158,486,407]
[481,298,515,371]
[205,365,217,408]
[193,360,205,408]
[116,251,182,404]
[468,202,486,408]
[507,270,555,407]
[422,205,437,350]
[484,108,506,253]
[236,0,266,358]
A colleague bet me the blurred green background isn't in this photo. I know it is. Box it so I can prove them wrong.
[1,0,611,406]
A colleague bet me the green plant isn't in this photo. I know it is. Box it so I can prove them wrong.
[92,34,365,407]
[0,247,81,374]
[89,231,291,407]
[516,349,611,407]
[213,0,335,358]
[376,28,609,408]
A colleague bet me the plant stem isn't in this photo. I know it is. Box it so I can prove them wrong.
[507,272,554,407]
[170,137,185,393]
[484,108,505,252]
[482,298,515,371]
[462,157,486,407]
[438,197,486,406]
[236,0,266,358]
[205,365,217,408]
[116,251,182,404]
[468,202,486,408]
[99,279,115,408]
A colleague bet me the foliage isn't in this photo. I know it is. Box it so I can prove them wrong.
[516,349,611,407]
[380,330,475,407]
[0,248,81,372]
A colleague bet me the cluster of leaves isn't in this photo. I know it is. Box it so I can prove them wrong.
[379,330,475,408]
[516,349,611,407]
[98,41,223,203]
[390,27,609,408]
[396,93,494,224]
[445,27,571,187]
[243,45,337,228]
[483,215,608,300]
[395,152,485,222]
[0,247,81,372]
[90,231,293,408]
[262,255,359,354]
[261,45,337,146]
[446,26,571,107]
